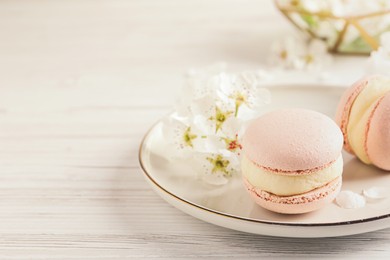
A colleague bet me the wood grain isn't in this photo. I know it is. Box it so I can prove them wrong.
[0,0,386,258]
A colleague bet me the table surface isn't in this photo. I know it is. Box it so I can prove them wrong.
[1,0,389,258]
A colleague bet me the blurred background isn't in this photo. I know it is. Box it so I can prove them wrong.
[1,0,384,120]
[0,1,282,101]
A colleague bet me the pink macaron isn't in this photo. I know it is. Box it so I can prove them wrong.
[241,109,343,214]
[336,75,390,170]
[335,76,375,154]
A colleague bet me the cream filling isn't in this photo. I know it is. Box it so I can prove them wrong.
[241,155,343,196]
[347,76,390,164]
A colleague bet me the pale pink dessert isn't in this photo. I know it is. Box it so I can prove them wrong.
[335,76,375,154]
[336,75,390,170]
[241,109,343,214]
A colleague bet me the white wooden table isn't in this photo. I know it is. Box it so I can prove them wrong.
[0,0,389,258]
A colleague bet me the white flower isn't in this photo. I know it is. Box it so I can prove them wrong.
[216,72,271,117]
[194,150,240,186]
[368,32,390,76]
[279,0,390,53]
[284,0,390,17]
[161,116,199,153]
[330,0,389,16]
[270,36,306,69]
[380,32,390,53]
[304,39,332,70]
[270,37,332,71]
[174,63,226,118]
[208,106,235,133]
[162,115,225,157]
[188,96,236,134]
[301,0,329,13]
[216,116,244,156]
[185,63,226,99]
[194,114,245,155]
[161,64,271,185]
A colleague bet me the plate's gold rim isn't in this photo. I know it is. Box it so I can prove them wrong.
[138,85,390,228]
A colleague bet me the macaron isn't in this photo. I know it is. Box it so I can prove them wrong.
[241,109,343,214]
[336,75,390,171]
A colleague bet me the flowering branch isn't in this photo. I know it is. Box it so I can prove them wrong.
[162,64,271,185]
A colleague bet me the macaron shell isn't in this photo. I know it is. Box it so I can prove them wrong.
[335,76,375,154]
[243,109,343,173]
[366,92,390,170]
[243,176,342,214]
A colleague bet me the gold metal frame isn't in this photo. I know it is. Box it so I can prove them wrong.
[274,1,390,55]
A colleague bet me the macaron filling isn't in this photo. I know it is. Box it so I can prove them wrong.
[241,155,343,196]
[243,176,342,205]
[347,76,390,164]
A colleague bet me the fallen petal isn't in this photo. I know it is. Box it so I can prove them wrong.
[363,187,390,200]
[336,191,366,209]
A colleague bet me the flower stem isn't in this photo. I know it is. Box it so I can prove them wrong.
[234,103,239,117]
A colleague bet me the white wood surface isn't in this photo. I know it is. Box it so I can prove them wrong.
[0,0,388,258]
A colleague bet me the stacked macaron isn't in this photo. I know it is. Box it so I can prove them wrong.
[242,109,344,214]
[336,75,390,171]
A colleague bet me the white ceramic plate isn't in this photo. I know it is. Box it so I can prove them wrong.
[139,85,390,238]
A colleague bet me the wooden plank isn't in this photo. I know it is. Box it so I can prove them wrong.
[0,0,383,258]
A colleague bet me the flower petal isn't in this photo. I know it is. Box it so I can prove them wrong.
[363,187,390,200]
[336,190,366,209]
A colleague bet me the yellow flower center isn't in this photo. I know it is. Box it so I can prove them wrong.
[305,54,314,64]
[209,107,233,133]
[280,50,288,60]
[206,154,231,176]
[183,127,197,147]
